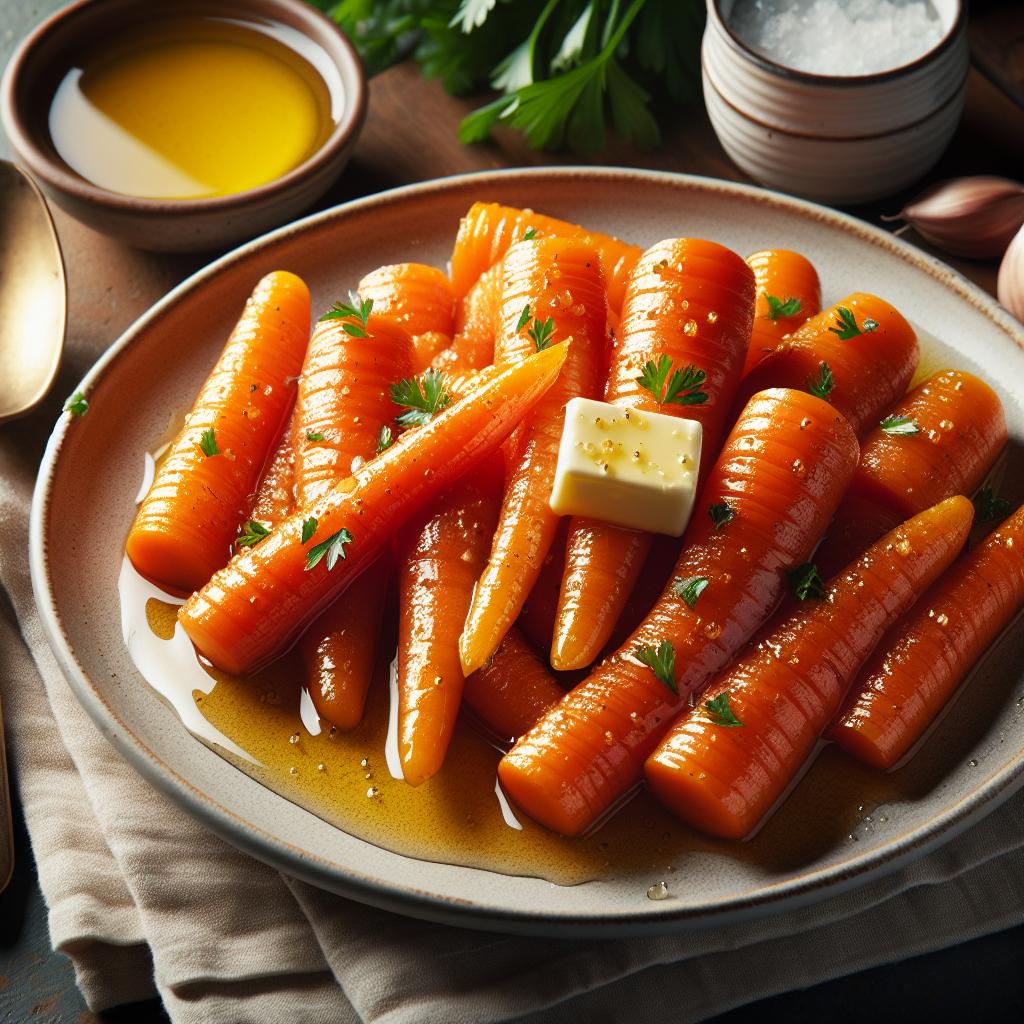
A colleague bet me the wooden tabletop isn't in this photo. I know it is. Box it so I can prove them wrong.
[2,3,1024,1019]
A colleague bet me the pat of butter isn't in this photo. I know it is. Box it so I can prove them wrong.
[549,397,702,536]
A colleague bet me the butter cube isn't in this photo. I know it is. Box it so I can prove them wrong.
[549,397,702,536]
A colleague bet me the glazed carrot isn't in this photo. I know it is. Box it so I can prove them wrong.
[294,310,414,728]
[645,496,974,839]
[741,249,821,376]
[820,369,1007,575]
[396,456,503,786]
[178,343,569,675]
[734,292,918,438]
[250,409,298,526]
[464,629,566,743]
[358,263,455,373]
[830,504,1024,770]
[459,236,607,675]
[517,520,569,653]
[552,238,756,670]
[499,389,860,836]
[126,271,310,593]
[431,261,503,372]
[450,201,641,314]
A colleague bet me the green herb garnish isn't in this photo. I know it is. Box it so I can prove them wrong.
[807,361,834,400]
[301,517,318,544]
[199,428,219,457]
[527,316,555,351]
[636,354,707,406]
[236,520,271,549]
[391,369,451,426]
[672,575,709,609]
[634,640,677,694]
[376,424,394,454]
[320,295,373,336]
[516,303,532,331]
[788,562,826,601]
[523,226,538,240]
[305,526,353,572]
[974,487,1011,523]
[879,414,920,436]
[708,502,734,530]
[64,391,89,417]
[828,305,879,340]
[704,692,744,728]
[765,295,802,320]
[306,431,325,442]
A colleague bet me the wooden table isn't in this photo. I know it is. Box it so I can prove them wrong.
[2,5,1024,1020]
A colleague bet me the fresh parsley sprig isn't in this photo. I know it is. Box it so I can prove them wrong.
[637,354,707,406]
[236,520,271,549]
[974,486,1011,523]
[199,428,219,457]
[672,575,708,609]
[305,526,353,572]
[391,369,451,426]
[879,414,920,436]
[528,316,555,351]
[828,306,879,340]
[301,517,318,544]
[807,361,834,400]
[765,295,802,320]
[320,294,374,336]
[704,692,744,728]
[788,562,826,601]
[635,640,677,694]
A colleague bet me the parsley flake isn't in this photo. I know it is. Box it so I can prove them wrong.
[391,369,451,427]
[523,226,537,241]
[765,295,802,320]
[527,316,555,352]
[516,304,532,331]
[807,361,834,400]
[828,305,879,340]
[199,428,219,457]
[64,391,89,417]
[708,502,734,530]
[974,487,1011,523]
[307,431,324,443]
[672,575,709,609]
[879,414,920,436]
[301,517,318,544]
[788,562,826,601]
[636,354,707,407]
[320,294,374,337]
[305,527,353,572]
[236,520,271,549]
[705,692,744,728]
[634,640,677,695]
[376,424,394,454]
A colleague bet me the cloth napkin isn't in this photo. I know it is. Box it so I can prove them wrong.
[2,253,1024,1024]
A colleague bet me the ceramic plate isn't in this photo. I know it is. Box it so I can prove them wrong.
[30,169,1024,936]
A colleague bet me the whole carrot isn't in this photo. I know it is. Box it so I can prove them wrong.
[459,236,607,676]
[820,369,1007,575]
[830,503,1024,770]
[646,496,974,839]
[396,455,503,786]
[178,343,569,675]
[126,271,310,593]
[742,249,821,376]
[552,238,756,670]
[498,389,860,836]
[450,201,641,313]
[735,292,918,438]
[464,629,566,743]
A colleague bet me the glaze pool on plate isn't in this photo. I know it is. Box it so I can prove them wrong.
[29,169,1024,936]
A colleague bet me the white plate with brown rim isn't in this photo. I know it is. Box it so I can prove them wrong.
[30,168,1024,936]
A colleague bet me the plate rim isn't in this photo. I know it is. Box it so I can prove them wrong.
[29,166,1024,937]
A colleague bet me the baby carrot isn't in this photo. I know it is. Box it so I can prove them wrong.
[498,388,860,835]
[830,504,1024,770]
[742,249,821,376]
[820,369,1007,575]
[516,520,569,653]
[431,261,503,372]
[552,238,756,670]
[464,629,566,743]
[735,292,919,438]
[178,343,569,675]
[250,410,298,526]
[396,455,503,786]
[459,236,607,676]
[450,201,641,314]
[646,496,974,839]
[126,271,310,593]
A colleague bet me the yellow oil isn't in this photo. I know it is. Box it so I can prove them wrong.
[48,17,337,200]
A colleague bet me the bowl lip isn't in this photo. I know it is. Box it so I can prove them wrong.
[0,0,367,214]
[28,166,1024,938]
[707,0,967,89]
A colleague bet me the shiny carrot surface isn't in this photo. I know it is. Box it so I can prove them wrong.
[397,456,503,786]
[553,238,756,670]
[464,629,565,743]
[735,292,918,438]
[741,249,821,376]
[126,271,310,593]
[178,343,568,675]
[516,519,569,653]
[450,201,641,313]
[831,504,1024,770]
[498,388,860,836]
[432,261,503,372]
[459,236,607,675]
[250,408,298,525]
[646,496,974,839]
[821,369,1007,575]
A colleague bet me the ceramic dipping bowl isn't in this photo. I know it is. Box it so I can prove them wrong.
[1,0,366,252]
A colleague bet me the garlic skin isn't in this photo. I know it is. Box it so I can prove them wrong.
[892,176,1024,259]
[997,223,1024,324]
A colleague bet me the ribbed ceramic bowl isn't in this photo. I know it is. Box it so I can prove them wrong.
[30,169,1024,937]
[703,0,969,203]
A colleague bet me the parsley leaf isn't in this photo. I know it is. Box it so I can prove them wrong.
[788,562,826,601]
[807,361,834,400]
[391,369,451,426]
[704,692,744,728]
[708,502,734,530]
[672,575,709,609]
[301,517,318,544]
[828,305,879,340]
[64,391,89,417]
[527,316,555,351]
[306,431,325,442]
[199,428,219,457]
[305,527,353,572]
[236,520,271,549]
[376,424,394,454]
[974,486,1011,523]
[320,294,374,336]
[879,414,920,436]
[636,353,707,406]
[634,640,677,694]
[516,304,532,331]
[765,295,802,320]
[523,226,538,240]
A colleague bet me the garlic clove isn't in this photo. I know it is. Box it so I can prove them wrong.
[997,223,1024,324]
[889,176,1024,260]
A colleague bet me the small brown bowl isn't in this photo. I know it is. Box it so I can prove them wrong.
[1,0,367,252]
